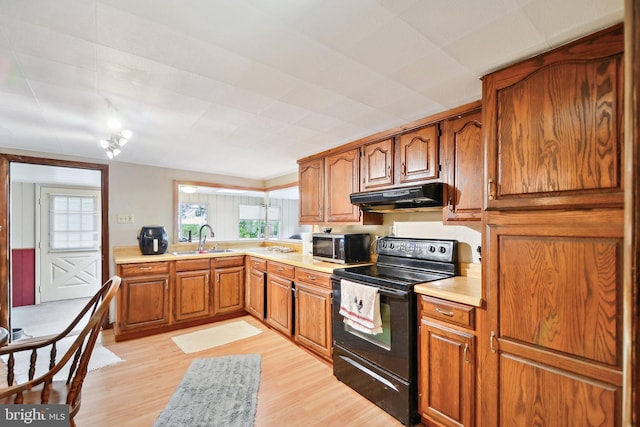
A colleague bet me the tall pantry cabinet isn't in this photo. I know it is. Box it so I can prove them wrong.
[481,24,624,426]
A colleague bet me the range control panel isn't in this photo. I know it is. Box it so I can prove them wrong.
[376,237,457,263]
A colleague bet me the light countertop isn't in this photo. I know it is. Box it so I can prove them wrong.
[414,275,482,307]
[114,244,483,305]
[112,244,362,274]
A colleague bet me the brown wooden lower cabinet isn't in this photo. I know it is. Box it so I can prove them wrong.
[266,261,295,336]
[174,258,210,322]
[419,295,476,427]
[115,256,245,341]
[484,210,624,426]
[116,261,171,335]
[246,257,267,319]
[212,255,245,316]
[294,268,332,360]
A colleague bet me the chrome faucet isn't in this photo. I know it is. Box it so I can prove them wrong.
[198,224,215,252]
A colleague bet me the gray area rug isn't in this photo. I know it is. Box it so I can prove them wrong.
[153,354,261,427]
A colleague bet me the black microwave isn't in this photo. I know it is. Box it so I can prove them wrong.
[312,233,370,264]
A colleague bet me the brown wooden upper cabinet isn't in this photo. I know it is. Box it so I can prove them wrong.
[483,25,624,210]
[325,148,361,222]
[397,124,439,185]
[360,124,440,192]
[442,109,482,223]
[299,149,382,225]
[298,157,324,223]
[360,138,394,190]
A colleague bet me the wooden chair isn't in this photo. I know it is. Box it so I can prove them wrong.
[0,276,121,426]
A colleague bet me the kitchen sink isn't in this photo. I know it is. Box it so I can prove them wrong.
[170,249,235,255]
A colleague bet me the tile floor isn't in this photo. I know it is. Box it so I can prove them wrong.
[10,297,91,339]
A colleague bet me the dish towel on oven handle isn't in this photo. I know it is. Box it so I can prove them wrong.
[339,279,383,334]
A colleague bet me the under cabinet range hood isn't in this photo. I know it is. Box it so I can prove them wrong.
[350,182,444,213]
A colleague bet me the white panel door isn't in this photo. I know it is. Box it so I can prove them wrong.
[36,186,101,303]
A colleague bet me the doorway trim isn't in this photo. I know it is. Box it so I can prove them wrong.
[0,154,109,329]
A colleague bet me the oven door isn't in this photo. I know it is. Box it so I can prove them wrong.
[331,277,416,381]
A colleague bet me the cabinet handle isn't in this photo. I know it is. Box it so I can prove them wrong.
[490,331,497,353]
[401,162,406,175]
[138,266,153,271]
[387,165,391,178]
[488,178,495,200]
[308,275,317,280]
[435,307,454,317]
[448,197,454,212]
[165,279,168,290]
[463,343,470,364]
[216,274,220,283]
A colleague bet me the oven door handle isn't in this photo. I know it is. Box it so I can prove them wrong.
[376,287,408,299]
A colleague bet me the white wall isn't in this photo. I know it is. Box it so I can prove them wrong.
[3,149,480,271]
[107,162,265,254]
[10,182,35,248]
[322,210,482,264]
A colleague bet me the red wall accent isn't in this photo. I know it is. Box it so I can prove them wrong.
[11,249,35,307]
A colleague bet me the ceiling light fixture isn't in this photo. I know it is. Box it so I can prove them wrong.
[101,98,133,160]
[99,129,132,159]
[180,185,198,194]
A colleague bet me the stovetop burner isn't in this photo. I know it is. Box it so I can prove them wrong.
[333,264,452,289]
[332,236,458,290]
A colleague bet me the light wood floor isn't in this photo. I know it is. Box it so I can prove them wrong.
[76,315,408,427]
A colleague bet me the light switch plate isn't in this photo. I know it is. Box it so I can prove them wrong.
[117,213,134,224]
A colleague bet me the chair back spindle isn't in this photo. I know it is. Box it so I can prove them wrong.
[0,276,121,425]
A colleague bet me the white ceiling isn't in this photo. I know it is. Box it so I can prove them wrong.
[0,0,624,181]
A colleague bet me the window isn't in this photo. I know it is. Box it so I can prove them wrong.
[178,202,208,242]
[239,205,280,239]
[49,194,99,251]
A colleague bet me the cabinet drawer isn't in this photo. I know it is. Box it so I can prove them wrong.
[295,268,331,289]
[120,261,169,277]
[175,258,210,272]
[248,257,267,272]
[213,255,245,268]
[268,261,295,280]
[420,295,475,330]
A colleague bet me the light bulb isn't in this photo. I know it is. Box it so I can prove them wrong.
[121,129,132,139]
[99,139,110,149]
[112,148,121,157]
[106,150,114,159]
[118,137,128,147]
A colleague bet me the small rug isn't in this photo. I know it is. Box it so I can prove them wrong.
[153,354,261,427]
[1,337,124,383]
[171,320,262,354]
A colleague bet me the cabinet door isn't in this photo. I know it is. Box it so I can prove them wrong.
[484,210,623,426]
[324,149,360,222]
[361,138,394,190]
[118,274,170,332]
[266,275,293,336]
[174,269,210,322]
[247,267,266,320]
[443,110,482,223]
[213,266,244,315]
[397,124,439,184]
[299,158,324,223]
[419,319,474,427]
[483,26,623,210]
[294,282,332,360]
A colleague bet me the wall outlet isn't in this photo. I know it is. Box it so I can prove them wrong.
[117,213,134,224]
